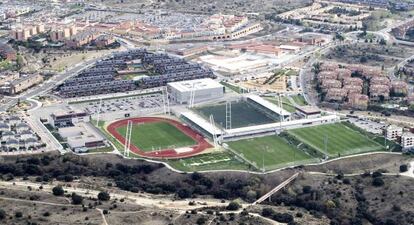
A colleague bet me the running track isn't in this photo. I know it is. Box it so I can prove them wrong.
[106,117,212,159]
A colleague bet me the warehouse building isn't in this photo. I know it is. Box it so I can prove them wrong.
[167,78,224,104]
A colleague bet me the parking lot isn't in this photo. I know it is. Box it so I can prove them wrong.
[348,118,386,135]
[74,94,165,119]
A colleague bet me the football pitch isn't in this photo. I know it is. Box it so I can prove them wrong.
[226,135,316,170]
[195,100,277,128]
[116,121,196,152]
[288,123,385,157]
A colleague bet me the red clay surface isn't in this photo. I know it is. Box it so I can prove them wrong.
[106,117,212,159]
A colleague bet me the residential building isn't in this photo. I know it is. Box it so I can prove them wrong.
[385,125,403,141]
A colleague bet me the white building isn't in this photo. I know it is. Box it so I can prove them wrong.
[58,122,106,151]
[167,78,224,104]
[401,132,414,151]
[385,125,403,141]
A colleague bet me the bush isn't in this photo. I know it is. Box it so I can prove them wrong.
[262,208,275,217]
[71,193,83,205]
[52,186,64,196]
[43,212,51,217]
[15,211,23,218]
[196,217,207,225]
[177,188,191,199]
[0,209,5,220]
[97,192,110,201]
[399,164,408,173]
[272,213,293,223]
[372,177,385,187]
[226,201,241,211]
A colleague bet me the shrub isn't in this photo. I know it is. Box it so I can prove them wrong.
[0,209,6,220]
[226,201,241,211]
[15,211,23,218]
[97,192,110,201]
[196,217,207,225]
[43,212,50,217]
[52,186,64,196]
[71,193,83,205]
[372,177,384,187]
[262,208,275,217]
[272,213,293,223]
[399,164,408,173]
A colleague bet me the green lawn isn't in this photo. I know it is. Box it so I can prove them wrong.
[226,135,316,171]
[291,95,308,106]
[288,123,385,157]
[265,97,297,113]
[116,122,196,152]
[167,151,251,172]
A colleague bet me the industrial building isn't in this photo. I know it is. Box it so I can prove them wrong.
[167,78,224,104]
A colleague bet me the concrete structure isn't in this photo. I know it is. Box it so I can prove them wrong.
[167,78,224,104]
[296,106,321,119]
[0,73,43,95]
[0,44,16,61]
[58,122,106,151]
[401,132,414,151]
[50,109,90,128]
[385,125,403,141]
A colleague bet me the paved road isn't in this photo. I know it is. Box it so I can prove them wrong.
[0,53,114,112]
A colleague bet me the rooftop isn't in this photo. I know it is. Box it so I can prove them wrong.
[168,78,222,92]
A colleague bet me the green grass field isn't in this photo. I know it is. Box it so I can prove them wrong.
[291,95,308,106]
[288,123,385,157]
[195,101,278,128]
[226,135,316,171]
[167,151,251,172]
[116,122,196,152]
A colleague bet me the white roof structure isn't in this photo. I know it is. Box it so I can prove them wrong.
[181,111,223,135]
[224,115,339,137]
[246,95,291,117]
[168,78,223,92]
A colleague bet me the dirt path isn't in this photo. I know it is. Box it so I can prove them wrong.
[0,180,234,211]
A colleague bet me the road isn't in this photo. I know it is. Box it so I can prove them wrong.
[0,52,115,112]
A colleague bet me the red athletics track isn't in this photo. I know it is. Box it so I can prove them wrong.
[106,117,212,159]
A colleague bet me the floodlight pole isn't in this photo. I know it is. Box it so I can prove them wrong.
[209,114,219,149]
[225,101,232,130]
[96,98,103,127]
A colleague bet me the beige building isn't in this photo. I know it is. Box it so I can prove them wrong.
[401,132,414,151]
[0,73,43,95]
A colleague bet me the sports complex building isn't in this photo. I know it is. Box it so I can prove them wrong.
[180,94,340,141]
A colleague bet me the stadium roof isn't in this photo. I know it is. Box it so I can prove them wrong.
[168,78,223,92]
[181,111,223,136]
[225,115,339,135]
[246,95,291,117]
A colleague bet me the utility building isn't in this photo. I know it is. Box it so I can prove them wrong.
[167,78,224,104]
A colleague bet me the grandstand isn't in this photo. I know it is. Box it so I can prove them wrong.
[182,95,340,142]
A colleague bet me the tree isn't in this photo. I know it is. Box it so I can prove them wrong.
[98,191,110,201]
[177,188,191,199]
[379,39,387,45]
[196,217,207,225]
[52,186,64,196]
[0,209,5,220]
[226,201,241,211]
[71,193,83,205]
[372,177,385,187]
[399,164,408,173]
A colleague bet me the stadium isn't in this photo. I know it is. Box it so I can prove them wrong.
[180,94,339,142]
[106,117,212,159]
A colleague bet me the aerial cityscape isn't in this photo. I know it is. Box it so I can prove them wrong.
[0,0,413,224]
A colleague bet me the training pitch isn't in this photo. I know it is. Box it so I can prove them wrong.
[107,117,211,158]
[227,135,316,170]
[195,100,278,129]
[288,123,385,157]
